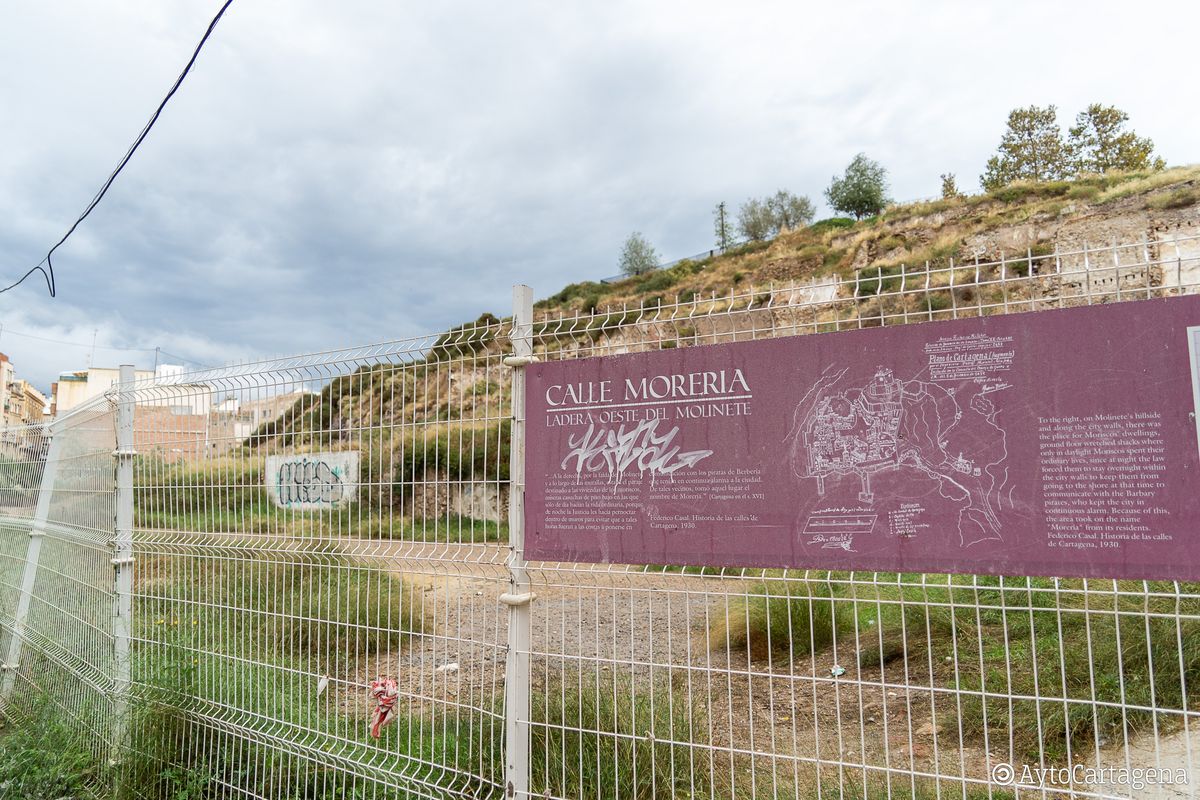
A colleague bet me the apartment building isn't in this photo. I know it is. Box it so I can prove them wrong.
[1,353,49,427]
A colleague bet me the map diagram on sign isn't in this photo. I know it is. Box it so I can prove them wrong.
[787,360,1013,548]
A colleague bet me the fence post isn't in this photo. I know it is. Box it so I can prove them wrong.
[502,285,535,799]
[0,423,62,706]
[111,364,136,761]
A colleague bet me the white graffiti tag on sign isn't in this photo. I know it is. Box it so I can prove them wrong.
[265,452,360,510]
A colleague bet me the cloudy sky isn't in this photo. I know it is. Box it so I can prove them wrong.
[0,0,1196,390]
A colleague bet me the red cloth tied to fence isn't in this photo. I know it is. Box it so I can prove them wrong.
[369,677,398,738]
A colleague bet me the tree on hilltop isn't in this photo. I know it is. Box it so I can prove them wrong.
[980,105,1069,190]
[1068,104,1165,174]
[825,154,889,219]
[736,190,816,241]
[618,232,659,276]
[737,198,773,241]
[940,173,962,199]
[766,190,816,231]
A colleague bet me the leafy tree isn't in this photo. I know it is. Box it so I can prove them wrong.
[980,105,1069,190]
[618,231,659,277]
[737,198,773,241]
[940,173,962,199]
[824,154,889,219]
[737,191,817,241]
[713,202,733,250]
[766,190,816,231]
[1067,104,1165,174]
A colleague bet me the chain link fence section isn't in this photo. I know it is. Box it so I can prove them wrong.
[0,233,1197,798]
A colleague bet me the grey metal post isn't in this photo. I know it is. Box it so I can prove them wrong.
[501,285,535,799]
[112,364,136,758]
[0,422,62,705]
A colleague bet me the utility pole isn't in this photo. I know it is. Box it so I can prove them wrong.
[713,201,732,251]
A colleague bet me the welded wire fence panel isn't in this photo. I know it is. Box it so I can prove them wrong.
[523,234,1200,800]
[0,423,48,681]
[0,402,118,797]
[126,319,513,798]
[3,234,1200,800]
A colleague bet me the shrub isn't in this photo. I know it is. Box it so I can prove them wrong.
[822,248,847,270]
[951,580,1200,763]
[395,423,511,494]
[1148,186,1200,211]
[540,280,608,307]
[1066,183,1101,201]
[856,266,904,296]
[924,293,952,312]
[426,313,501,363]
[0,699,98,798]
[531,673,710,800]
[988,180,1071,203]
[709,577,849,658]
[152,551,426,674]
[637,269,677,293]
[796,244,828,262]
[809,217,856,233]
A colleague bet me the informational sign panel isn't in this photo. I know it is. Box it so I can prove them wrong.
[524,295,1200,580]
[266,452,359,511]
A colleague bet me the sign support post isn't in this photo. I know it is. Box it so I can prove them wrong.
[502,285,535,799]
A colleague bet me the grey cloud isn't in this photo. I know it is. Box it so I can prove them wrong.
[1,0,1198,390]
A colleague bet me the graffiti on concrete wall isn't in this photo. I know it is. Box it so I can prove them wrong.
[265,452,359,510]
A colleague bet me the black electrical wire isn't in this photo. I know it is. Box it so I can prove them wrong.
[0,0,235,297]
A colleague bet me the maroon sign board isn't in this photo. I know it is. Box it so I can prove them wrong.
[523,294,1200,580]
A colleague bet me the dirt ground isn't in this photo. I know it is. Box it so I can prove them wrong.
[334,542,1022,794]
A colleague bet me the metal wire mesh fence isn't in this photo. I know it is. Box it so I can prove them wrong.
[1,233,1199,799]
[0,403,118,796]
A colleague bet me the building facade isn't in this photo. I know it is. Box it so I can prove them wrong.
[1,353,49,427]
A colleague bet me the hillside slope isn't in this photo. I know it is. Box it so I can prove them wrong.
[537,166,1200,316]
[208,167,1200,531]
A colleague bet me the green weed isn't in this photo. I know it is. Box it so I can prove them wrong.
[709,577,850,658]
[0,701,98,799]
[1148,186,1200,210]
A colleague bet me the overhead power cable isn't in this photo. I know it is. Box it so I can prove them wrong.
[0,325,213,369]
[0,326,156,351]
[157,350,213,369]
[0,0,235,298]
